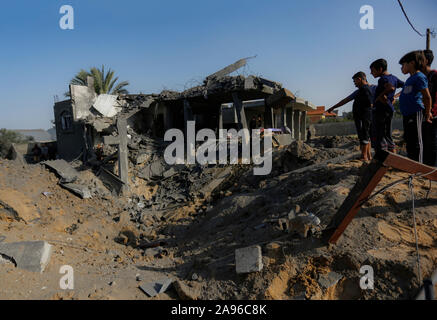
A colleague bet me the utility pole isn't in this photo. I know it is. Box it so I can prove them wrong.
[427,28,430,50]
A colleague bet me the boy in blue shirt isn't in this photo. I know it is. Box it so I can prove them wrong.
[370,59,405,153]
[399,50,432,163]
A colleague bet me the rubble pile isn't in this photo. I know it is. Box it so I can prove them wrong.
[1,135,437,300]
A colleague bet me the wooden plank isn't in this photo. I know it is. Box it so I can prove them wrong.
[326,150,437,244]
[326,161,388,244]
[383,152,437,181]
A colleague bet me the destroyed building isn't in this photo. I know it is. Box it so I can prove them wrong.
[53,59,316,193]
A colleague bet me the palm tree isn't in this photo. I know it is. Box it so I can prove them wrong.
[66,65,129,96]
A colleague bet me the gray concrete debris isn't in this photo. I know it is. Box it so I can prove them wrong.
[92,118,113,132]
[135,153,150,165]
[139,277,173,297]
[163,167,178,179]
[0,241,53,273]
[273,133,293,146]
[318,272,343,289]
[138,160,166,181]
[42,159,78,183]
[60,183,92,199]
[205,56,254,81]
[97,167,125,195]
[92,94,121,117]
[200,167,232,195]
[289,212,321,238]
[70,84,96,120]
[235,245,263,274]
[143,246,165,257]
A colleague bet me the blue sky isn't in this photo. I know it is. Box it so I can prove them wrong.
[0,0,436,129]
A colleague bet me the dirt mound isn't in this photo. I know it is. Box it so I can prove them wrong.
[1,139,437,300]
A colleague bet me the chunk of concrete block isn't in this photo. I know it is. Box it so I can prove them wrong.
[0,241,53,273]
[235,245,263,274]
[60,183,92,199]
[318,272,343,289]
[273,133,293,146]
[92,94,121,118]
[139,277,173,297]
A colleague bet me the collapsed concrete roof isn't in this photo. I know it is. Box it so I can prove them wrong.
[61,58,316,132]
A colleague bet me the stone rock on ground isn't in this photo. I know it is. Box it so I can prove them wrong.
[0,241,52,273]
[139,277,173,297]
[235,245,263,274]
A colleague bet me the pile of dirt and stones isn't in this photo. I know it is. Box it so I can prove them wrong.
[1,135,437,300]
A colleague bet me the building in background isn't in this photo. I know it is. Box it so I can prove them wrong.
[307,106,337,123]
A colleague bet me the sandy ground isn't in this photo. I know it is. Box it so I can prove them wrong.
[1,135,436,300]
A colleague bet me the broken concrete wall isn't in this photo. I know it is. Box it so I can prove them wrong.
[70,84,97,120]
[53,100,86,161]
[313,118,403,137]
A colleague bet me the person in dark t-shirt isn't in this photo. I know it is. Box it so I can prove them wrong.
[422,49,437,166]
[370,58,404,153]
[327,72,374,161]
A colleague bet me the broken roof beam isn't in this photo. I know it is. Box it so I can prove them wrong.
[206,56,256,81]
[243,75,282,95]
[266,88,296,109]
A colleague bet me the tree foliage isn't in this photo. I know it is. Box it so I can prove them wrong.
[66,65,129,97]
[0,129,33,158]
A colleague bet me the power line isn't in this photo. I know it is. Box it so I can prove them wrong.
[396,0,425,37]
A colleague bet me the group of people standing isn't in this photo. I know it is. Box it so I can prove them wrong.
[328,49,437,165]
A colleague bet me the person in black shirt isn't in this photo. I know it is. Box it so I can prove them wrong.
[328,72,374,161]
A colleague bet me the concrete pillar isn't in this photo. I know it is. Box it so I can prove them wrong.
[278,107,286,128]
[183,100,194,133]
[218,105,223,130]
[163,103,173,131]
[293,110,301,140]
[232,92,247,130]
[264,102,273,128]
[300,111,307,141]
[117,118,129,191]
[286,108,293,134]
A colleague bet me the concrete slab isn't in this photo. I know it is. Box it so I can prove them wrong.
[60,183,92,199]
[273,134,293,146]
[97,167,125,195]
[266,88,295,109]
[43,160,78,183]
[0,241,53,273]
[235,245,263,274]
[70,84,96,120]
[92,94,121,117]
[139,277,173,297]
